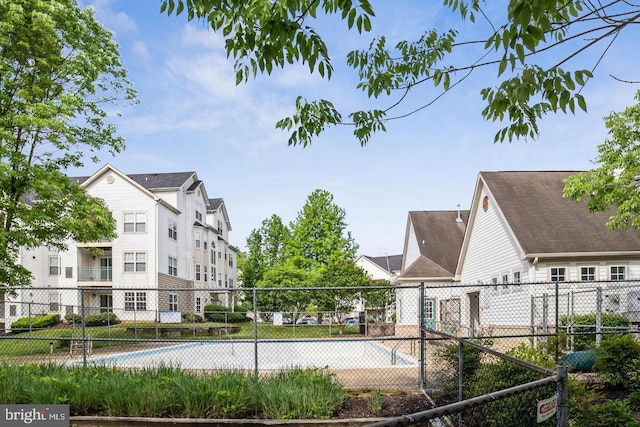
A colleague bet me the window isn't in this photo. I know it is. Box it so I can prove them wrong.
[168,219,177,240]
[550,267,566,282]
[124,252,146,272]
[581,267,596,281]
[491,277,498,290]
[168,256,177,276]
[196,297,201,313]
[195,231,201,248]
[229,278,234,287]
[225,274,228,287]
[195,264,201,281]
[169,294,178,312]
[502,274,509,289]
[218,273,222,286]
[217,220,222,233]
[204,265,208,282]
[611,266,626,281]
[49,256,61,276]
[218,251,222,259]
[229,254,233,267]
[49,292,60,312]
[65,266,73,279]
[123,212,146,233]
[195,210,203,222]
[513,271,521,284]
[124,292,146,311]
[204,241,208,250]
[211,249,215,264]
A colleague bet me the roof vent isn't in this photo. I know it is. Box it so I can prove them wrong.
[456,204,463,223]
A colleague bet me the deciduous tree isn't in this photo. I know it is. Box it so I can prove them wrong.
[239,214,290,288]
[162,0,637,145]
[564,90,640,231]
[287,189,358,269]
[0,0,136,286]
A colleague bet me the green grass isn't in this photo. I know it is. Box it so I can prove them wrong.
[0,363,347,419]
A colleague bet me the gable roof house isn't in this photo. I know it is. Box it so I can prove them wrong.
[356,254,403,283]
[394,210,468,335]
[397,171,640,338]
[2,164,238,332]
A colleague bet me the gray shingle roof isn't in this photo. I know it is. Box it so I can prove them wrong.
[70,172,195,190]
[363,255,403,273]
[400,210,468,279]
[481,171,640,254]
[208,198,223,210]
[128,172,195,190]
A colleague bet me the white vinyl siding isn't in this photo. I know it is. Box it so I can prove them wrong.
[459,189,528,284]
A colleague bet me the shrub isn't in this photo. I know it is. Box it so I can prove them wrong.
[181,312,203,323]
[560,313,631,350]
[203,304,249,323]
[593,334,640,388]
[64,313,81,325]
[11,314,60,331]
[84,312,119,327]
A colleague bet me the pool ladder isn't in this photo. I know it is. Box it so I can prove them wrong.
[391,334,416,365]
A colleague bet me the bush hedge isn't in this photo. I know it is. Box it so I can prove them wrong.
[63,312,119,327]
[204,304,249,323]
[11,314,60,331]
[181,312,203,323]
[560,313,631,350]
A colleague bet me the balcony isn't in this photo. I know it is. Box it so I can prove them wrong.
[78,267,113,283]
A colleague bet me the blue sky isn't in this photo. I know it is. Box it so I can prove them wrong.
[71,0,640,257]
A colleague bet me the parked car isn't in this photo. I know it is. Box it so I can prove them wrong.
[345,317,358,326]
[296,317,317,325]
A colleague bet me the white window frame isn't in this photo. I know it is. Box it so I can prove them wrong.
[195,210,203,222]
[125,291,147,311]
[123,212,146,233]
[124,251,146,272]
[168,256,178,277]
[195,231,201,249]
[502,274,509,289]
[195,264,201,281]
[196,297,201,313]
[49,292,60,312]
[169,294,178,312]
[491,277,498,290]
[580,266,596,281]
[550,267,567,282]
[49,255,61,276]
[610,265,626,281]
[168,219,177,240]
[513,271,521,284]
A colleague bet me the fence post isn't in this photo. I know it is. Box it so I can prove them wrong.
[419,282,425,389]
[596,288,603,347]
[542,293,549,340]
[531,295,535,347]
[555,281,560,362]
[458,341,464,426]
[252,287,258,377]
[28,301,33,354]
[80,288,87,368]
[556,365,568,427]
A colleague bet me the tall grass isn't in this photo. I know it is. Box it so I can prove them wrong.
[0,363,346,419]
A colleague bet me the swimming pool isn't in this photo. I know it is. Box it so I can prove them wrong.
[82,339,418,370]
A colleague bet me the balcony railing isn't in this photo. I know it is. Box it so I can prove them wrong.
[78,267,113,282]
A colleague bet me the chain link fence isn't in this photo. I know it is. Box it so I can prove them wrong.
[0,285,417,391]
[3,280,639,424]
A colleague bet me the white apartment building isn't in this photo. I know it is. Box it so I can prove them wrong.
[2,164,238,331]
